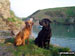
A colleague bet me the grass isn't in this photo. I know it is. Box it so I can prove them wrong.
[8,17,22,23]
[0,38,70,56]
[8,17,16,22]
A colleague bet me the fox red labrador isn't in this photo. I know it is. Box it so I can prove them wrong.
[14,18,34,46]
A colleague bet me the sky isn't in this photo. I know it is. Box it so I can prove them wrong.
[10,0,75,18]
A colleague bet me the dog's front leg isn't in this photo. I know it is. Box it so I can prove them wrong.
[22,39,25,45]
[42,41,45,48]
[43,41,46,48]
[47,40,50,49]
[27,38,29,44]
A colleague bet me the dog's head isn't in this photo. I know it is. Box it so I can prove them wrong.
[39,18,51,27]
[25,18,34,28]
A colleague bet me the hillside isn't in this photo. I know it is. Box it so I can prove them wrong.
[0,0,24,33]
[29,7,75,25]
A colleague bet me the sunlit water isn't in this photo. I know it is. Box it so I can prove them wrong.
[33,24,75,51]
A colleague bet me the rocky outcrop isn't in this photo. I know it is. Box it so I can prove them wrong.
[0,0,10,30]
[0,0,25,36]
[0,0,10,19]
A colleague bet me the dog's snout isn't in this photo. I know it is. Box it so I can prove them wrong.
[27,24,31,26]
[39,21,42,25]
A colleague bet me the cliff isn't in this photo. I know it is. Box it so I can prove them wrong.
[0,0,24,31]
[0,0,10,19]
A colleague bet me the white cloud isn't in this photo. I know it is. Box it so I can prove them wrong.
[10,0,75,17]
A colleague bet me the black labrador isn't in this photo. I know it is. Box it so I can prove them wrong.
[34,18,52,49]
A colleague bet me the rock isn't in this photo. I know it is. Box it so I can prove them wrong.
[0,0,11,30]
[5,42,13,45]
[0,51,14,56]
[0,39,5,43]
[53,44,59,47]
[0,0,10,19]
[0,0,24,32]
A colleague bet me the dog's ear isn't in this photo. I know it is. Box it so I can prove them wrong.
[30,18,33,22]
[32,22,34,25]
